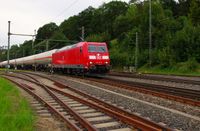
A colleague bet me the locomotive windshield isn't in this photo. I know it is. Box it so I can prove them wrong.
[88,45,96,52]
[88,45,107,52]
[98,46,107,52]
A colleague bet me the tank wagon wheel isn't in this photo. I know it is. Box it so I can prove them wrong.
[49,67,54,74]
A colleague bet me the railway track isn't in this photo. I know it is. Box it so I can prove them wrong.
[18,71,200,106]
[109,72,200,85]
[1,72,172,131]
[83,76,200,107]
[4,74,93,130]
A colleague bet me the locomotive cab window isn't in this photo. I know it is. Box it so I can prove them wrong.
[88,45,107,52]
[88,45,96,52]
[97,46,107,52]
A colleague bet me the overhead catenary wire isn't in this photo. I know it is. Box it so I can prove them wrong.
[50,0,80,22]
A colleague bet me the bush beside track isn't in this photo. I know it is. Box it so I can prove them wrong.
[0,77,35,131]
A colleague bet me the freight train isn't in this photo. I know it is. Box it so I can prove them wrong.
[0,42,110,74]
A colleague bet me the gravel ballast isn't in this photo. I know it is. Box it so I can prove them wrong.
[143,74,200,81]
[106,76,200,91]
[51,75,200,131]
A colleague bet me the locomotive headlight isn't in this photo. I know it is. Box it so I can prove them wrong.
[89,55,96,59]
[105,62,108,64]
[89,61,93,64]
[102,56,109,59]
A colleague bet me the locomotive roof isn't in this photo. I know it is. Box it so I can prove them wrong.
[56,42,107,52]
[56,43,78,52]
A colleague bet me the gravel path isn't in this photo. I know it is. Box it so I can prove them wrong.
[51,75,200,131]
[106,76,200,91]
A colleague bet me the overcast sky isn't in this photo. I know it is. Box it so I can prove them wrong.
[0,0,130,47]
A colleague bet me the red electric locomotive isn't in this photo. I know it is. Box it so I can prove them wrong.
[52,42,110,74]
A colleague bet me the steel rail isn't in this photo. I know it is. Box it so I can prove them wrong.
[87,77,200,107]
[19,72,172,131]
[2,74,97,131]
[49,85,169,131]
[72,73,200,100]
[22,73,97,131]
[105,77,200,99]
[15,71,200,106]
[109,72,200,85]
[2,76,80,131]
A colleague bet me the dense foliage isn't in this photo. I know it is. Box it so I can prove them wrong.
[0,0,199,71]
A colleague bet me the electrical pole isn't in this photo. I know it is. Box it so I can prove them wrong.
[135,32,138,71]
[81,26,85,41]
[149,0,152,67]
[5,21,36,70]
[7,21,11,71]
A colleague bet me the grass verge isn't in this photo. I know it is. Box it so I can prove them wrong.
[0,77,35,131]
[138,65,200,76]
[111,63,200,77]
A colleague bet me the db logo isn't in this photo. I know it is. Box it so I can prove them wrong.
[97,54,101,59]
[97,56,101,59]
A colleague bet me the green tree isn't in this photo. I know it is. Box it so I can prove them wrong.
[189,0,200,26]
[35,22,58,43]
[60,16,80,40]
[49,31,69,49]
[99,1,128,38]
[9,45,20,59]
[86,32,111,43]
[3,0,199,69]
[177,0,192,16]
[170,20,200,62]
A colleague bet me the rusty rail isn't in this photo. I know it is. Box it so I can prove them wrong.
[2,76,81,131]
[17,72,172,131]
[23,74,97,131]
[87,77,200,107]
[109,72,200,85]
[2,74,96,131]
